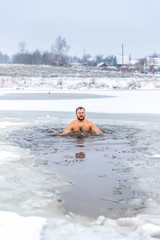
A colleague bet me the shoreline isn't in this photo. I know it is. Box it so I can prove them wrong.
[0,90,160,114]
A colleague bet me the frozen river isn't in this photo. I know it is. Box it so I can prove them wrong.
[1,91,160,239]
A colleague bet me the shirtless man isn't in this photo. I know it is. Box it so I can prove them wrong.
[62,107,104,134]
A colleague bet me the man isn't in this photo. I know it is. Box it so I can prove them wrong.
[62,107,104,134]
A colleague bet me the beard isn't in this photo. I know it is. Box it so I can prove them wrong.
[77,116,85,121]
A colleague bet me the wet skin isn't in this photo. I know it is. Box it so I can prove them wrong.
[62,109,104,135]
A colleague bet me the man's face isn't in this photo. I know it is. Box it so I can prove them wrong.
[76,109,85,121]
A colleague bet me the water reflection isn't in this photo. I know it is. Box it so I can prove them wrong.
[75,144,85,148]
[75,152,85,159]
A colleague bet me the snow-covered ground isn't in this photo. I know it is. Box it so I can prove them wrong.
[1,65,160,240]
[0,64,160,90]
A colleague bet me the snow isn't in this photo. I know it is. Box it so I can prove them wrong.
[0,90,160,114]
[1,64,160,240]
[1,75,160,90]
[0,64,160,91]
[0,211,46,240]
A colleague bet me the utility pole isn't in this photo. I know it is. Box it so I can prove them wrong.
[83,48,86,66]
[122,43,124,75]
[122,44,124,65]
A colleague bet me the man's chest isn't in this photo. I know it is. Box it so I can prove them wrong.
[73,123,91,132]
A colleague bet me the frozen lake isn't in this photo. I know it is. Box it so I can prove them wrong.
[1,91,160,239]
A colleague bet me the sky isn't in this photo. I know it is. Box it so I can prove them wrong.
[1,0,160,59]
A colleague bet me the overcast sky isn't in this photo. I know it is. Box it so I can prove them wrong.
[1,0,160,59]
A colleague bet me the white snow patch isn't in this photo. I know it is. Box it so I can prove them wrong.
[0,211,46,240]
[0,90,160,114]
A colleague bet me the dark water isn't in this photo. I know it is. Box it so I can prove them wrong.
[10,121,149,219]
[0,92,112,100]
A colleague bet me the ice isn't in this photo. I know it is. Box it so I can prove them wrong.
[0,121,24,129]
[1,90,160,114]
[0,110,159,239]
[153,155,160,158]
[1,65,160,239]
[0,150,21,162]
[0,211,46,240]
[42,214,160,240]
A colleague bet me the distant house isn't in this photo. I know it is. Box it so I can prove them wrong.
[97,62,108,68]
[87,57,97,66]
[116,55,131,66]
[116,55,137,72]
[88,57,96,62]
[146,57,160,70]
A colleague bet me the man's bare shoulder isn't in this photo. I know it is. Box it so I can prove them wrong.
[69,119,77,126]
[85,119,94,125]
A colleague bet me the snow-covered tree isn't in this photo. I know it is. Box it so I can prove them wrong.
[105,55,117,66]
[51,36,70,66]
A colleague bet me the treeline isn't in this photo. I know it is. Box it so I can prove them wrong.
[0,36,117,66]
[1,36,160,66]
[12,51,117,66]
[12,37,117,66]
[12,50,53,65]
[0,52,10,63]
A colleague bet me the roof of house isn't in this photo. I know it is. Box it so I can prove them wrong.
[97,62,108,67]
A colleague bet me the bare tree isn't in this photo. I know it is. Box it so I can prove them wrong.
[135,58,147,72]
[19,41,27,54]
[105,55,117,66]
[51,36,70,66]
[95,54,104,64]
[150,52,160,58]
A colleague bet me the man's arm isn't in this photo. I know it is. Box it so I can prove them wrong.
[61,125,71,134]
[61,121,74,135]
[90,122,104,134]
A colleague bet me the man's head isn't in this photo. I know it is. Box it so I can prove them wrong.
[76,107,85,121]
